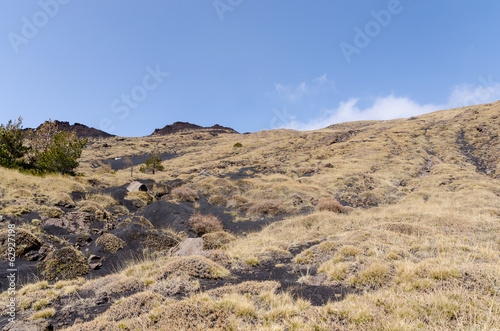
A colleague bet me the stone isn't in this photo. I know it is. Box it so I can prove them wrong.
[168,238,204,257]
[94,291,109,305]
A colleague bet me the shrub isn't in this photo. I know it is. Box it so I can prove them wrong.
[30,308,56,320]
[233,142,243,148]
[317,198,344,213]
[42,247,89,280]
[159,256,230,279]
[105,291,165,321]
[0,117,29,169]
[188,211,223,235]
[171,186,199,202]
[208,194,228,206]
[151,273,200,297]
[248,199,286,216]
[202,231,236,250]
[32,121,87,175]
[96,233,126,253]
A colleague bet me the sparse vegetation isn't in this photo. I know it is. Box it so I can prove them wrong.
[317,198,344,213]
[188,211,223,235]
[96,233,126,253]
[170,186,199,202]
[2,102,500,329]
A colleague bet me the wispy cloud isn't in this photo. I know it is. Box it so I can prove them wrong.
[274,79,500,131]
[269,74,336,103]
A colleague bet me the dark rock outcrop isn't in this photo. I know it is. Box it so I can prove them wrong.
[151,122,238,136]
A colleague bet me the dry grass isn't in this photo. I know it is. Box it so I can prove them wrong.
[188,211,223,235]
[95,233,126,253]
[4,102,500,329]
[170,186,199,202]
[317,198,344,213]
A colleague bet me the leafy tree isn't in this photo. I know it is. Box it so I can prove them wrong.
[34,130,87,175]
[0,118,87,175]
[139,152,164,175]
[0,117,29,168]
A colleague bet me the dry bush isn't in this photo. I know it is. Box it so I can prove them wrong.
[208,194,227,206]
[151,272,200,297]
[77,200,104,213]
[171,186,199,202]
[158,255,230,279]
[206,280,280,298]
[1,204,30,217]
[317,198,344,213]
[96,233,126,253]
[202,231,236,250]
[227,195,249,211]
[86,193,118,209]
[39,205,64,218]
[42,247,89,281]
[188,211,223,235]
[105,291,165,321]
[10,189,33,199]
[248,199,286,216]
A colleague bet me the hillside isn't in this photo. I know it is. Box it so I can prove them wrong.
[1,101,499,330]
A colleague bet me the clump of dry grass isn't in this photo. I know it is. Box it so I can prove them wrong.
[188,211,223,235]
[170,186,199,202]
[208,194,227,206]
[317,198,344,213]
[158,256,230,279]
[95,233,126,253]
[1,204,30,217]
[86,193,118,209]
[150,273,200,297]
[202,231,236,250]
[248,199,286,216]
[105,291,165,321]
[39,205,64,218]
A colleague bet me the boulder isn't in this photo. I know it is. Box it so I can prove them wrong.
[168,238,204,257]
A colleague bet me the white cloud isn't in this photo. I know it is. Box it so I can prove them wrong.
[270,74,336,103]
[276,80,500,131]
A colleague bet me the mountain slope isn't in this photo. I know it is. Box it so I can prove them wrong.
[1,101,499,330]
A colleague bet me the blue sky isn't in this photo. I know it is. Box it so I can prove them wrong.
[1,1,500,136]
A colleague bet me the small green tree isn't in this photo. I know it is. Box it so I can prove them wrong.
[0,117,29,168]
[139,152,164,175]
[34,130,87,175]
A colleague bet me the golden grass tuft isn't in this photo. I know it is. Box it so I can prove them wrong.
[158,256,230,279]
[202,231,236,250]
[317,198,344,213]
[170,186,199,202]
